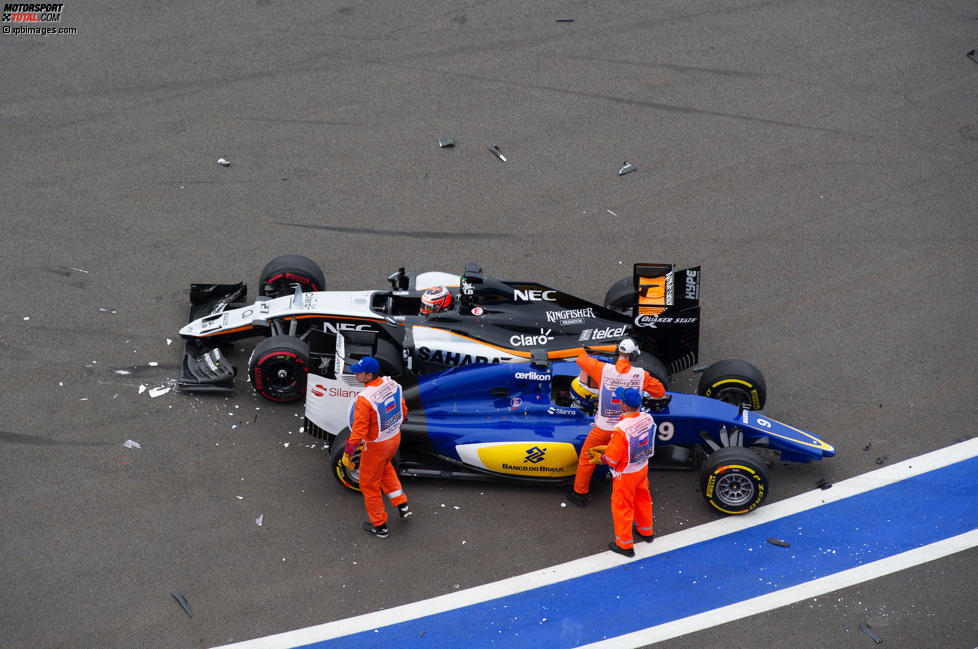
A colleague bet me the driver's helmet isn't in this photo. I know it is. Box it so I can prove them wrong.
[617,337,640,362]
[570,371,599,410]
[420,286,453,314]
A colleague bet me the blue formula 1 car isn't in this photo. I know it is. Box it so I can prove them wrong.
[305,338,835,515]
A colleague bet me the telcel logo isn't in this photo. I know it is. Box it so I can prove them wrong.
[579,325,628,341]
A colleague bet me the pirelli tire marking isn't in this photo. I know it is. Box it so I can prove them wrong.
[704,378,762,410]
[248,335,310,403]
[329,430,362,492]
[332,451,361,492]
[700,446,769,515]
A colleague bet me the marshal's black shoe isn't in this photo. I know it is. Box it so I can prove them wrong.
[397,503,413,519]
[608,541,635,558]
[361,522,389,538]
[566,488,589,508]
[634,529,655,543]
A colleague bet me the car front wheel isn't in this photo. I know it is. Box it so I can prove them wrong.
[329,429,361,492]
[699,446,769,515]
[248,335,309,402]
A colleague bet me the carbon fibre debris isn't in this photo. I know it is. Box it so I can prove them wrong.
[859,619,882,643]
[171,591,193,617]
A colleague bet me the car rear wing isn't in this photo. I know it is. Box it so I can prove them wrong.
[631,264,701,376]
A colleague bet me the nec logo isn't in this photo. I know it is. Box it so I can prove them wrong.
[513,289,556,302]
[524,446,546,463]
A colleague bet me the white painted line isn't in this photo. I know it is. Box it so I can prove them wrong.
[575,529,978,648]
[212,437,978,649]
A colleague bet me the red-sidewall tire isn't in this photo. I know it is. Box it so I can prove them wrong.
[259,254,326,298]
[248,335,309,403]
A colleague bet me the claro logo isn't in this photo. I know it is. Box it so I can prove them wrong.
[510,329,554,347]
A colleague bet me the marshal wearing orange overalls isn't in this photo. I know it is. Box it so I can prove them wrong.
[567,338,665,507]
[588,387,656,557]
[344,356,412,538]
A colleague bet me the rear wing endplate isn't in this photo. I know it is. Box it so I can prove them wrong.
[632,264,701,375]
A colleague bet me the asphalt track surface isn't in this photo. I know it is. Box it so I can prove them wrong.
[1,2,975,648]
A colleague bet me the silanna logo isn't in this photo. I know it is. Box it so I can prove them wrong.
[2,3,63,22]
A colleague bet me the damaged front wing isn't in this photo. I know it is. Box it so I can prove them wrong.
[177,283,246,393]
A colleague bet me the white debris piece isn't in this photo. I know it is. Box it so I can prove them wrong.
[148,361,159,367]
[256,514,264,526]
[283,443,290,448]
[115,370,131,375]
[166,338,172,345]
[217,158,231,166]
[123,440,141,449]
[23,316,29,321]
[149,386,171,398]
[138,385,147,394]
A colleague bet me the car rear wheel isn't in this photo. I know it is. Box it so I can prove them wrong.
[697,359,767,410]
[637,351,669,389]
[248,335,309,402]
[259,254,326,298]
[699,446,769,514]
[603,277,634,314]
[330,428,361,492]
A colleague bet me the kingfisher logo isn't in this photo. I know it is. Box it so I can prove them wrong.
[524,446,546,464]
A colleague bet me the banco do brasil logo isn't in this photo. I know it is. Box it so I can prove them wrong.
[524,446,546,464]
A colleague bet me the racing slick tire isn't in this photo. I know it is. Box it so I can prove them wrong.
[248,335,309,402]
[697,359,767,410]
[259,254,326,298]
[603,277,634,314]
[699,446,769,515]
[330,428,362,492]
[637,351,669,389]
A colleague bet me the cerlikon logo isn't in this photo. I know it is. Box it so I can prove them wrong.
[514,370,550,381]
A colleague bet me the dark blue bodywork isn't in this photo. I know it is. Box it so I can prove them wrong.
[406,360,834,470]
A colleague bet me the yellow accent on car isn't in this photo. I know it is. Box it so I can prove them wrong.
[475,442,579,477]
